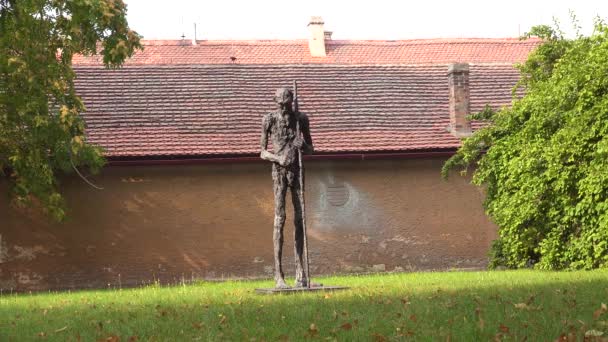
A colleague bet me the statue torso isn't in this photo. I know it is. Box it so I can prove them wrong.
[267,111,301,168]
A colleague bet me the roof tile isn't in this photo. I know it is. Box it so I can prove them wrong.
[75,63,521,157]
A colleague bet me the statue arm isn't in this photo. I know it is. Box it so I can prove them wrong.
[260,114,281,163]
[300,113,314,155]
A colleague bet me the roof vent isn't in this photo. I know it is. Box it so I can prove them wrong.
[326,182,349,207]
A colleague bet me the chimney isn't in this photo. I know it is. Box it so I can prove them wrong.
[447,63,472,137]
[308,16,326,57]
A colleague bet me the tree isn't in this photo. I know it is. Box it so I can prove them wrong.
[443,19,608,270]
[0,0,141,220]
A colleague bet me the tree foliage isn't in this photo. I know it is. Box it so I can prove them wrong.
[443,19,608,270]
[0,0,141,220]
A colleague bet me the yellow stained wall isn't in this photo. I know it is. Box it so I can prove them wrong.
[0,157,496,291]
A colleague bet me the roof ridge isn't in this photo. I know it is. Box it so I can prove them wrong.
[73,39,540,66]
[140,37,541,46]
[73,62,518,68]
[141,39,309,46]
[327,38,540,44]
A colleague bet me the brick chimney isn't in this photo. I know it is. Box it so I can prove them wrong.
[447,63,472,137]
[308,16,327,57]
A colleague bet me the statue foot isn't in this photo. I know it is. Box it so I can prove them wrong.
[275,279,291,289]
[294,279,308,288]
[295,280,324,288]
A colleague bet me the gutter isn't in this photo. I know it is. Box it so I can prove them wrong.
[106,150,457,167]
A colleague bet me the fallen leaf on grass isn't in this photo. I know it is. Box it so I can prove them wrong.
[444,300,458,309]
[585,330,604,337]
[514,302,542,311]
[526,295,536,305]
[340,322,352,331]
[409,314,417,322]
[594,303,608,320]
[192,322,204,330]
[97,335,119,342]
[309,323,319,337]
[499,324,510,333]
[554,332,577,342]
[372,333,388,342]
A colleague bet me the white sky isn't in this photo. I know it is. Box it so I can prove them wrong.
[124,0,608,41]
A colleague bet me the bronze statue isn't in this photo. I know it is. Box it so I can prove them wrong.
[260,87,314,289]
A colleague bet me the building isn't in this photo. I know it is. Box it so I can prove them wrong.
[0,18,541,291]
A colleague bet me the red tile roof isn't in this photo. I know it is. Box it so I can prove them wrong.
[75,63,523,158]
[73,38,540,65]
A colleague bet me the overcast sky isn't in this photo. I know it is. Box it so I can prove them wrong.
[123,0,608,41]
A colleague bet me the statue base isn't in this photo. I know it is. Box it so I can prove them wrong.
[255,285,349,294]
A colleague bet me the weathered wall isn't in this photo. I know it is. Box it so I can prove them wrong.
[0,157,496,291]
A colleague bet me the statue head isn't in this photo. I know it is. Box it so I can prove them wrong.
[273,87,293,108]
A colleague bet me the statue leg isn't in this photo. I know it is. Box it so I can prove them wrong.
[291,184,307,288]
[273,168,289,289]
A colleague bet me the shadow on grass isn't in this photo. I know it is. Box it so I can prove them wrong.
[1,271,607,341]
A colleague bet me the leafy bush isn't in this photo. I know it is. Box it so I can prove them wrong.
[443,19,608,270]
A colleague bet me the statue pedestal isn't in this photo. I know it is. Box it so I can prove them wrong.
[255,285,349,294]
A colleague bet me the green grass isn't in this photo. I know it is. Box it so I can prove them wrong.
[1,270,608,341]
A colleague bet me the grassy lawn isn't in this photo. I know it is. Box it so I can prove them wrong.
[1,270,608,341]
